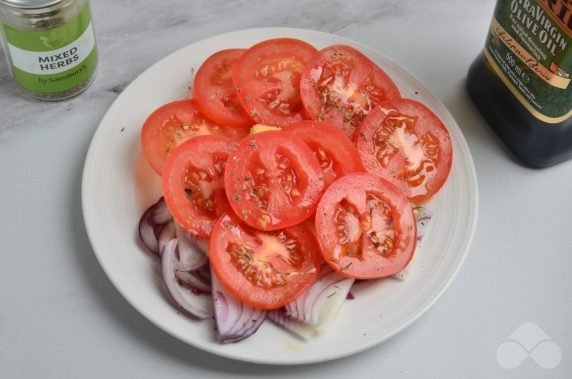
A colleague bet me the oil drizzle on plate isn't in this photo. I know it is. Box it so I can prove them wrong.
[287,341,302,352]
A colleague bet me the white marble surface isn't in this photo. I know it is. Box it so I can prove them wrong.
[1,0,571,378]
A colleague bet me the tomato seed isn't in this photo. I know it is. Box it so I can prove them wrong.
[258,214,271,229]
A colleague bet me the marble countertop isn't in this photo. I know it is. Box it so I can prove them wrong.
[1,0,571,378]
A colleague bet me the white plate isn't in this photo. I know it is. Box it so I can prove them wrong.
[82,27,478,365]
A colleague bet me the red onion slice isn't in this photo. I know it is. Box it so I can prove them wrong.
[161,239,213,319]
[211,271,267,343]
[194,264,211,284]
[138,197,173,255]
[269,272,354,340]
[267,310,315,341]
[413,206,433,243]
[284,265,354,325]
[158,221,176,257]
[174,223,208,271]
[175,270,211,293]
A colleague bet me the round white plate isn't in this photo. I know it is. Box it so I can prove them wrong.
[82,27,478,365]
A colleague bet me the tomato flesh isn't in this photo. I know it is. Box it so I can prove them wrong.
[355,99,453,203]
[282,120,364,188]
[193,49,254,128]
[209,213,322,309]
[233,38,318,126]
[162,135,237,237]
[300,45,401,139]
[315,173,416,279]
[141,99,248,175]
[225,131,324,231]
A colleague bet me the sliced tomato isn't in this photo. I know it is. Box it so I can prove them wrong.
[224,131,324,231]
[300,45,401,139]
[315,173,417,279]
[355,99,453,203]
[282,120,364,187]
[162,135,237,237]
[209,213,322,309]
[233,38,318,127]
[141,99,249,175]
[192,49,253,128]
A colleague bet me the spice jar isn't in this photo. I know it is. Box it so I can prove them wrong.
[0,0,98,100]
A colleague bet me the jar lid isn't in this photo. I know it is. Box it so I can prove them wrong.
[0,0,62,9]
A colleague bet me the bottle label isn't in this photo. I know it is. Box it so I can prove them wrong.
[484,0,571,123]
[2,3,98,94]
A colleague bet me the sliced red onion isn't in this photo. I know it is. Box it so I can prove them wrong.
[158,221,176,257]
[211,270,267,343]
[413,206,433,243]
[138,197,173,255]
[267,309,315,341]
[194,264,212,283]
[269,271,354,340]
[284,265,354,325]
[174,223,208,271]
[175,270,212,293]
[193,238,209,256]
[161,239,213,319]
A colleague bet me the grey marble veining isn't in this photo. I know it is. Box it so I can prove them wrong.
[0,0,486,138]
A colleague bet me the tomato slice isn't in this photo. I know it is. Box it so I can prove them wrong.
[192,49,254,128]
[209,213,322,309]
[315,173,417,279]
[224,131,324,231]
[300,45,401,139]
[282,120,364,188]
[233,38,318,127]
[141,99,249,175]
[162,135,237,237]
[355,99,453,203]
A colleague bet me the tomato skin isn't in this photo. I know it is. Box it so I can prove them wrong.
[209,213,322,309]
[355,99,453,203]
[162,135,237,237]
[300,44,401,139]
[141,99,248,175]
[315,173,417,279]
[224,131,325,231]
[192,49,254,128]
[233,38,318,127]
[282,120,365,188]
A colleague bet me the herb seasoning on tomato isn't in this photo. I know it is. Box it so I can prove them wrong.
[162,135,237,237]
[355,99,453,203]
[209,213,323,309]
[315,173,417,279]
[224,131,324,231]
[300,45,401,139]
[282,120,364,188]
[192,49,253,128]
[141,99,248,175]
[233,38,317,126]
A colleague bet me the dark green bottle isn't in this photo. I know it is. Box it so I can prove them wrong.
[466,0,572,168]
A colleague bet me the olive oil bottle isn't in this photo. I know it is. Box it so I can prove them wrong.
[467,0,572,168]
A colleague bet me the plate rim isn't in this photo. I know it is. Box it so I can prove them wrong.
[81,26,479,365]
